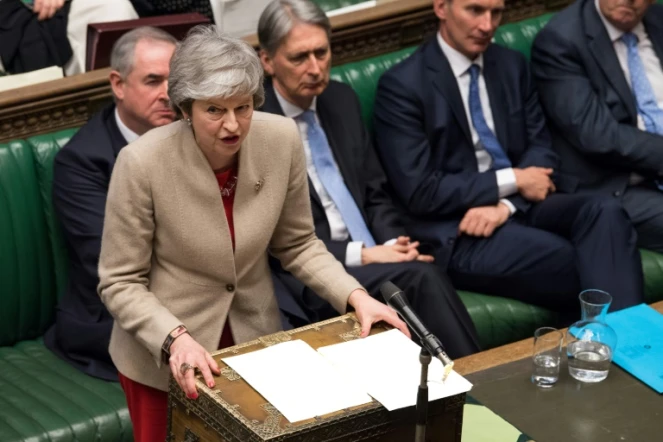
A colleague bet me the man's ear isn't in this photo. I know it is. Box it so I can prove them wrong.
[259,49,275,77]
[109,70,125,100]
[434,0,448,21]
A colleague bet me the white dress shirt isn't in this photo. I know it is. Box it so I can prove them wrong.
[114,108,140,144]
[274,88,394,267]
[437,33,518,214]
[595,0,663,185]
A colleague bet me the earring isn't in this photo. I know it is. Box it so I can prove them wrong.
[186,118,192,126]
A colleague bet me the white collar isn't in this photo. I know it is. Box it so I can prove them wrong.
[595,0,647,43]
[114,107,140,144]
[273,83,318,119]
[437,31,484,78]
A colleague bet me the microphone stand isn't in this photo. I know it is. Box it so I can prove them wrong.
[415,348,431,442]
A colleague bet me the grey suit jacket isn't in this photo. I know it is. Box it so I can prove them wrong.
[98,112,362,391]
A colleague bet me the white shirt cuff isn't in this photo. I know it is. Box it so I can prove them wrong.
[345,241,364,267]
[499,198,517,216]
[496,168,518,198]
[383,238,397,246]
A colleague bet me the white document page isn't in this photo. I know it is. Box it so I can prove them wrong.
[221,340,372,423]
[317,329,473,411]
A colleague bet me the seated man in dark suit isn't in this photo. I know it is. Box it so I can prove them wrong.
[257,0,481,358]
[44,27,177,381]
[532,0,663,253]
[373,0,644,314]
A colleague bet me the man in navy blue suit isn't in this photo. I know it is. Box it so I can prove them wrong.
[44,27,177,381]
[532,0,663,254]
[373,0,644,313]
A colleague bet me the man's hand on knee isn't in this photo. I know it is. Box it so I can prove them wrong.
[458,203,511,237]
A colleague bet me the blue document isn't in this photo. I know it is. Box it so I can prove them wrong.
[606,303,663,393]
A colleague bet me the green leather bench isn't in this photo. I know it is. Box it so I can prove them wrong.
[2,8,663,441]
[0,132,132,442]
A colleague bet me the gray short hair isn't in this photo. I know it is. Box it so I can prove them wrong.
[110,27,177,77]
[168,25,265,117]
[258,0,331,55]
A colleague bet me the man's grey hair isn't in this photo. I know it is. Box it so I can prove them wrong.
[168,25,265,116]
[258,0,331,55]
[110,26,177,77]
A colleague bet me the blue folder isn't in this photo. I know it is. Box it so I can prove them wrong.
[606,303,663,393]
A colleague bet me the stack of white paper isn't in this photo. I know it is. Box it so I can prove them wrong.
[318,330,473,411]
[222,340,372,422]
[222,330,472,423]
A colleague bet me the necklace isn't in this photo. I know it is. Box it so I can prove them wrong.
[221,175,238,197]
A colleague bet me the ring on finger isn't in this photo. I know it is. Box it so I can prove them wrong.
[179,362,195,376]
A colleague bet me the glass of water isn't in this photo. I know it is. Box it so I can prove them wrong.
[532,327,563,387]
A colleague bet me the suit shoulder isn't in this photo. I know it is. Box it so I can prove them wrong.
[251,110,293,123]
[378,45,425,94]
[120,120,182,161]
[56,110,113,165]
[537,3,582,41]
[250,111,299,138]
[649,4,663,18]
[488,44,526,63]
[326,80,354,96]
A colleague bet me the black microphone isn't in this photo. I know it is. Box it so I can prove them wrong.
[380,281,454,377]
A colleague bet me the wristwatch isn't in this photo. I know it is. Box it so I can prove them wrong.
[161,324,189,364]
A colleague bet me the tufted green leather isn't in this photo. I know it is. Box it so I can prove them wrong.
[0,133,131,441]
[0,340,131,442]
[458,291,558,351]
[331,46,416,130]
[493,12,555,60]
[0,141,56,346]
[27,129,79,300]
[311,0,366,12]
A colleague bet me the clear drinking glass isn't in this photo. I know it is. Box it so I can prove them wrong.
[532,327,563,387]
[566,289,618,383]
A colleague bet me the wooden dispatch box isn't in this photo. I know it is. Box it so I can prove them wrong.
[167,314,465,442]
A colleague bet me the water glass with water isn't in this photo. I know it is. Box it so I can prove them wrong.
[532,327,563,387]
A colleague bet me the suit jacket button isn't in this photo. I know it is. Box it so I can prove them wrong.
[613,191,621,197]
[226,284,235,292]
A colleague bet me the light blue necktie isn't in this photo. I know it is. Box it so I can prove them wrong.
[468,64,512,170]
[622,32,663,134]
[297,110,376,247]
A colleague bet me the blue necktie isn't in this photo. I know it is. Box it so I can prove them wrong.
[297,110,376,247]
[622,32,663,134]
[468,64,512,169]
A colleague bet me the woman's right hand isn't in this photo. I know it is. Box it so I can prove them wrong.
[168,334,220,399]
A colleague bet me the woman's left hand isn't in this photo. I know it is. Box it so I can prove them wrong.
[348,289,411,338]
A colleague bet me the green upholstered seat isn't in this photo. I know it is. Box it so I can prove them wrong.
[311,0,367,12]
[0,131,132,442]
[0,341,132,442]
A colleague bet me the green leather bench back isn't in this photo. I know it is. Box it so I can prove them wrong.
[312,0,366,12]
[0,130,77,346]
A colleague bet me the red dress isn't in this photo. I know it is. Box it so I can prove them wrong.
[119,166,238,442]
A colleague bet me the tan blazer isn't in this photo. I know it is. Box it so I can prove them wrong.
[98,112,362,391]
